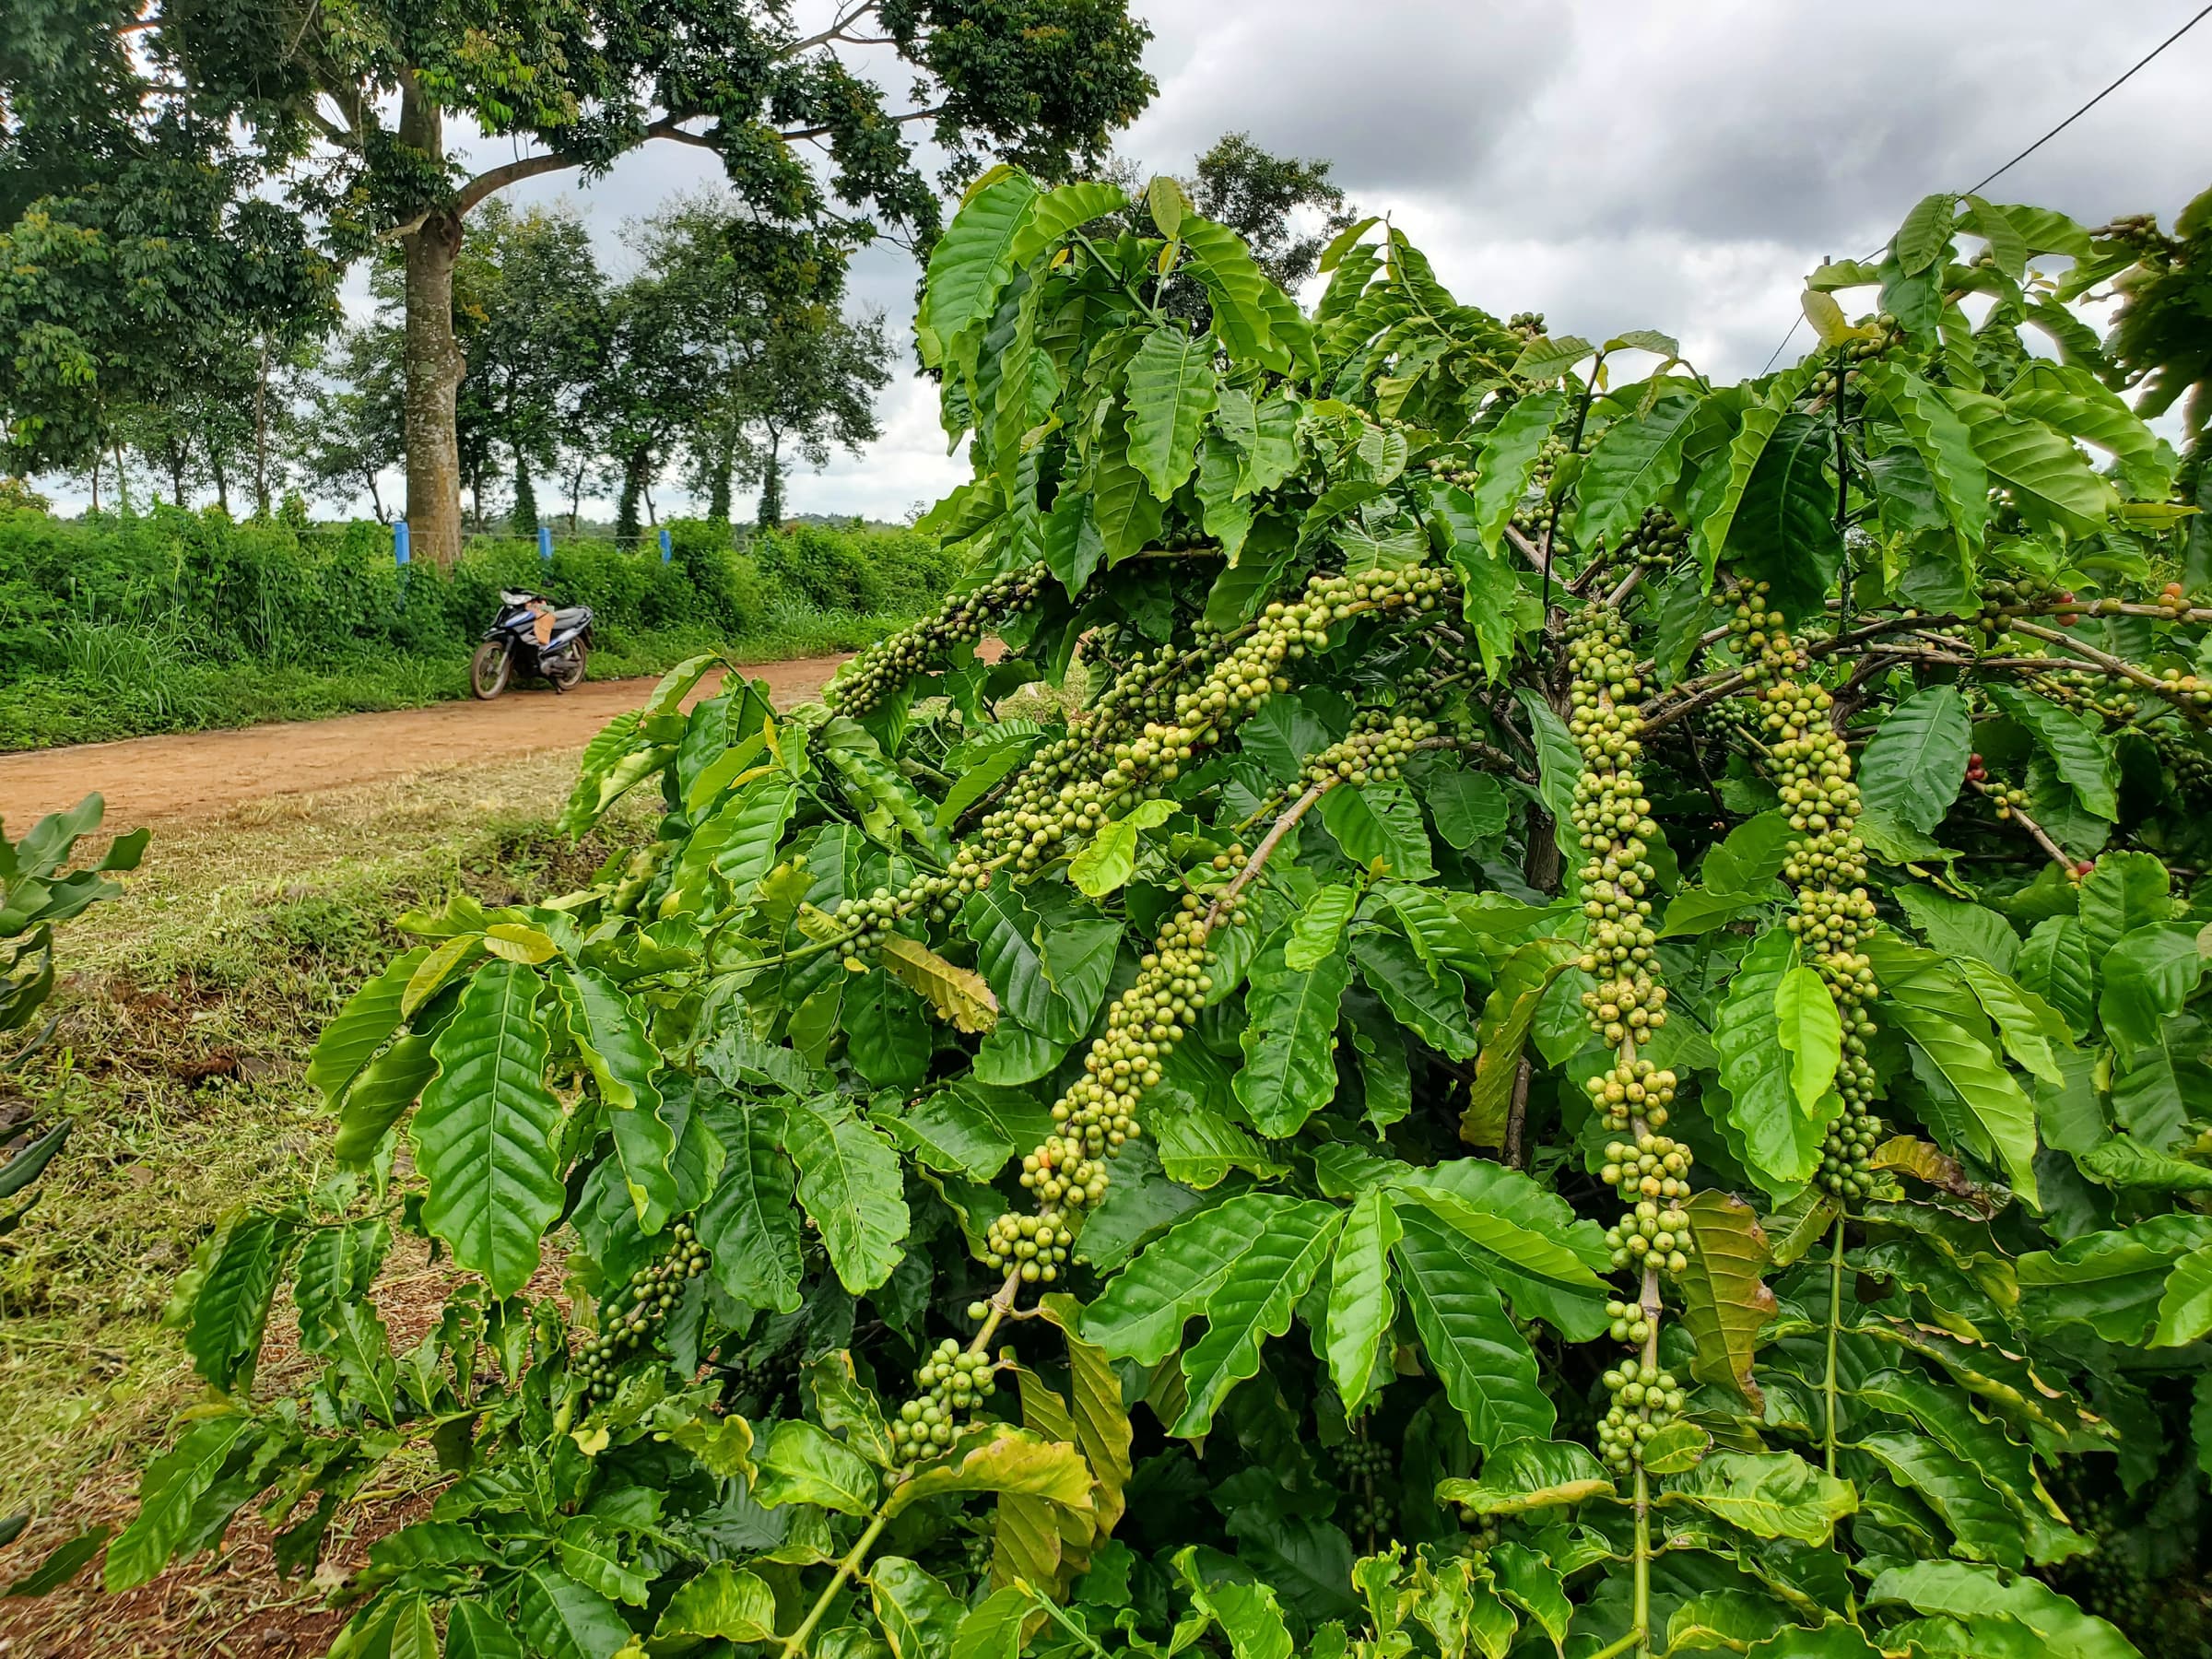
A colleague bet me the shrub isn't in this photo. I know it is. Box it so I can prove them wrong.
[48,182,2212,1659]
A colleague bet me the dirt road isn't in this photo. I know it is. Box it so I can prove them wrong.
[0,653,853,827]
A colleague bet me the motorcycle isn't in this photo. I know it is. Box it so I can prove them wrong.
[471,590,594,700]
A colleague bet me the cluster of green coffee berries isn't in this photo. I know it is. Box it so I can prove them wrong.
[1512,434,1572,538]
[2146,720,2212,800]
[892,1337,1006,1465]
[1507,311,1547,340]
[1600,1134,1694,1278]
[578,1224,708,1401]
[1596,1361,1687,1475]
[826,563,1048,717]
[1806,313,1902,397]
[1567,610,1670,1134]
[832,886,909,968]
[1716,582,1806,682]
[1332,1437,1396,1539]
[1302,711,1439,789]
[1759,665,1886,1197]
[1618,505,1687,571]
[982,888,1248,1281]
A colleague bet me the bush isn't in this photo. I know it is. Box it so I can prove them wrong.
[0,507,955,747]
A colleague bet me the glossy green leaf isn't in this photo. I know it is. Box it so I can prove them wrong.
[654,1562,778,1643]
[1866,1561,2139,1659]
[1985,686,2116,822]
[308,946,430,1106]
[1774,963,1843,1115]
[1392,1203,1555,1450]
[1715,927,1836,1189]
[1085,1192,1315,1366]
[515,1566,634,1659]
[785,1101,909,1294]
[1660,1451,1856,1546]
[1175,1199,1341,1435]
[882,1429,1092,1518]
[1435,1440,1614,1515]
[1125,324,1220,500]
[1235,924,1352,1137]
[413,961,563,1297]
[105,1415,257,1592]
[1887,1001,2041,1206]
[1325,1185,1400,1410]
[755,1418,877,1515]
[186,1215,285,1393]
[872,1556,967,1659]
[1856,686,1972,834]
[696,1102,803,1314]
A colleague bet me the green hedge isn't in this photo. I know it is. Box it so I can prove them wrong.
[0,509,956,749]
[0,508,953,675]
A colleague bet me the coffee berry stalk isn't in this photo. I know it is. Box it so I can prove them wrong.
[1569,609,1691,1478]
[577,1223,709,1403]
[1744,610,1885,1198]
[824,563,1050,718]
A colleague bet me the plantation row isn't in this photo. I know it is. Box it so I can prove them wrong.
[19,172,2212,1657]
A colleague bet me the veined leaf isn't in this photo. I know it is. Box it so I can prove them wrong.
[1853,1430,2025,1568]
[1574,394,1700,550]
[1856,685,1973,834]
[1287,886,1359,971]
[1865,1561,2139,1659]
[872,1556,966,1659]
[1715,927,1837,1190]
[1125,324,1220,500]
[1174,1201,1343,1435]
[785,1101,909,1294]
[1085,1192,1319,1366]
[2018,1215,2212,1343]
[1462,938,1580,1147]
[1985,686,2116,822]
[1944,387,2119,536]
[186,1216,286,1394]
[1393,1204,1555,1450]
[756,1418,878,1515]
[654,1562,778,1643]
[1888,1001,2041,1206]
[556,966,672,1230]
[880,935,998,1034]
[516,1565,636,1659]
[1006,180,1126,267]
[1326,1185,1401,1409]
[1436,1440,1614,1516]
[333,1032,437,1166]
[1660,1451,1856,1546]
[1355,927,1477,1061]
[1775,964,1843,1115]
[307,947,430,1106]
[1465,392,1565,558]
[883,1430,1093,1518]
[1038,1293,1135,1531]
[1179,1547,1295,1659]
[1677,1191,1780,1407]
[1862,366,1989,549]
[919,168,1039,371]
[413,961,564,1297]
[2079,851,2171,964]
[1236,924,1352,1137]
[104,1415,258,1591]
[697,1102,803,1314]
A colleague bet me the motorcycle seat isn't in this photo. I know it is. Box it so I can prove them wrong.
[552,606,592,629]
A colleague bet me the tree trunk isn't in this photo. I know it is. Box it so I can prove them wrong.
[567,465,583,533]
[211,453,229,514]
[253,336,271,517]
[167,439,187,507]
[88,449,100,512]
[755,438,782,530]
[113,440,131,512]
[616,448,653,545]
[512,446,538,534]
[396,81,465,566]
[367,473,386,523]
[708,425,736,522]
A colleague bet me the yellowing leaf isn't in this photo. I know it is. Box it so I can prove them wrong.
[880,935,999,1033]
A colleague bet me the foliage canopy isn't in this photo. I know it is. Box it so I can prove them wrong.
[32,172,2212,1659]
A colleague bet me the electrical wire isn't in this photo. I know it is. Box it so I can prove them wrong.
[1757,1,2212,374]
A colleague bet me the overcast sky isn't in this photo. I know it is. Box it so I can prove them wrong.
[49,0,2212,521]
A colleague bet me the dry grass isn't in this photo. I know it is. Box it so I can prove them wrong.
[0,755,654,1655]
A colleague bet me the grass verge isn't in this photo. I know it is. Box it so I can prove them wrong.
[0,757,654,1654]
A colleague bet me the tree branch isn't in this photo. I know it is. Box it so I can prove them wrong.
[454,115,721,216]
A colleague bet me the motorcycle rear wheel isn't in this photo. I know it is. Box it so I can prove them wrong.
[547,641,588,692]
[470,642,512,700]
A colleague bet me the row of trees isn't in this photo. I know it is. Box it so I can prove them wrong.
[1,0,1161,563]
[299,196,893,539]
[6,107,1360,540]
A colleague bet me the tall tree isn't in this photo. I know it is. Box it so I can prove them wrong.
[296,324,406,521]
[1187,130,1357,294]
[8,1,1155,561]
[453,203,606,534]
[728,305,892,528]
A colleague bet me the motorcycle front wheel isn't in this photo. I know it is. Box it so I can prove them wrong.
[546,641,588,692]
[470,641,512,700]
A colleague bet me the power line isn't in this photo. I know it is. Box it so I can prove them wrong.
[1757,0,2212,374]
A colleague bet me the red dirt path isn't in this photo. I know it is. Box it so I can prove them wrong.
[0,655,852,826]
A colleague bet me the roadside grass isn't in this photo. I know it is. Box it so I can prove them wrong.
[0,607,908,752]
[0,757,653,1654]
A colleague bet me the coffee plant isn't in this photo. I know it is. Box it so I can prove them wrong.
[33,172,2212,1658]
[0,794,147,1231]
